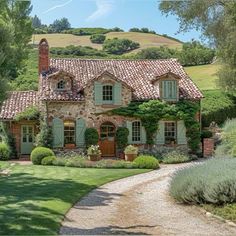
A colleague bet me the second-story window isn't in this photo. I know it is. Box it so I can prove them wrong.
[102,85,113,103]
[57,80,66,90]
[161,80,177,101]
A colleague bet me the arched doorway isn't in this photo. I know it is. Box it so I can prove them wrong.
[99,122,116,157]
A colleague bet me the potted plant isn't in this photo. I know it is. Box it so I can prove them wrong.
[124,145,138,161]
[87,145,102,161]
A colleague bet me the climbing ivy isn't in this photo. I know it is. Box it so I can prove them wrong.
[14,106,40,121]
[109,100,200,153]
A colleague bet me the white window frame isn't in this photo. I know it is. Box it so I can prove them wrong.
[164,121,177,144]
[102,84,113,104]
[132,121,141,143]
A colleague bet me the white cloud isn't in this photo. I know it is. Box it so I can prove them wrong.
[43,0,73,14]
[86,0,115,22]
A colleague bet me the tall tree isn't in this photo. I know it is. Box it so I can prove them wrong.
[159,0,236,91]
[32,15,42,28]
[49,17,71,33]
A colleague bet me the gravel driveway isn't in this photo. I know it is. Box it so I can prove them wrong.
[60,163,236,235]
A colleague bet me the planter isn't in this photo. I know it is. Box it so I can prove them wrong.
[65,143,76,149]
[125,153,137,162]
[88,154,101,161]
[118,151,125,159]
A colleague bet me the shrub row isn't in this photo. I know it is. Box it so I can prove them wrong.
[170,158,236,205]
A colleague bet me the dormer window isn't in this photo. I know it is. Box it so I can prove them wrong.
[161,80,177,101]
[57,80,66,90]
[102,85,113,103]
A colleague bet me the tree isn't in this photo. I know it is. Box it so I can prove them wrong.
[32,15,42,28]
[159,0,236,90]
[90,34,106,44]
[49,17,71,33]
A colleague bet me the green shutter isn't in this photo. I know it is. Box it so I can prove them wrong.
[94,81,103,105]
[162,81,167,99]
[114,82,122,105]
[76,118,86,147]
[156,121,165,144]
[172,80,177,99]
[52,118,64,148]
[126,121,132,144]
[177,120,187,145]
[141,125,147,144]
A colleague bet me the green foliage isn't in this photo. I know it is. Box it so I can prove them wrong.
[115,127,129,150]
[135,46,177,59]
[64,27,111,36]
[170,158,236,205]
[87,145,101,155]
[0,143,10,161]
[201,130,213,139]
[41,156,57,165]
[215,119,236,158]
[134,155,160,169]
[124,145,138,155]
[50,45,107,57]
[179,40,215,66]
[32,15,42,29]
[162,151,190,164]
[111,100,200,152]
[129,27,156,34]
[49,18,71,33]
[202,90,236,127]
[103,38,140,55]
[84,128,99,147]
[30,147,55,165]
[14,106,40,121]
[35,119,53,148]
[90,34,106,44]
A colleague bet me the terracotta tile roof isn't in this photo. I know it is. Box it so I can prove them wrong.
[0,91,38,120]
[39,58,203,101]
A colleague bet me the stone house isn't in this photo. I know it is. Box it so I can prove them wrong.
[0,38,203,158]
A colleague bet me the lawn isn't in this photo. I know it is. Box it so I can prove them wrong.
[184,64,221,90]
[31,32,182,51]
[0,163,149,235]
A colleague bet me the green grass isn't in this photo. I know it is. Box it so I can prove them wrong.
[184,64,221,90]
[0,163,149,235]
[31,32,182,51]
[203,204,236,222]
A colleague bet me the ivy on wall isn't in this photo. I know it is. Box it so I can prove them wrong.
[109,100,200,152]
[14,106,40,122]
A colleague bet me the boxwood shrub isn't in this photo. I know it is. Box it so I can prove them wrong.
[170,158,236,205]
[41,156,57,165]
[0,143,10,161]
[134,155,159,169]
[31,147,55,165]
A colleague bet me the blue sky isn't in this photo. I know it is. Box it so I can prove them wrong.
[31,0,202,42]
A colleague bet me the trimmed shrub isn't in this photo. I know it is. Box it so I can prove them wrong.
[134,155,159,169]
[0,143,10,160]
[162,151,190,164]
[35,120,53,148]
[116,127,129,150]
[85,128,99,147]
[90,34,106,44]
[170,158,236,205]
[201,130,213,139]
[41,156,57,165]
[31,147,55,165]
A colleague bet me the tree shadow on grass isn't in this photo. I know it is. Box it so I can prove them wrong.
[0,172,123,235]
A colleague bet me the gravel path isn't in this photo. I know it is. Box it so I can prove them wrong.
[60,163,236,235]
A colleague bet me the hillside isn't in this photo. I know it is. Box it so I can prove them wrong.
[31,32,183,52]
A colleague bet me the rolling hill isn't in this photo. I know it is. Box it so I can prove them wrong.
[31,32,183,52]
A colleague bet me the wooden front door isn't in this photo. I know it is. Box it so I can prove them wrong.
[21,125,34,155]
[100,122,116,157]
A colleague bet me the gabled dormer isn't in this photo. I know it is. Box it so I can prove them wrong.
[152,71,180,102]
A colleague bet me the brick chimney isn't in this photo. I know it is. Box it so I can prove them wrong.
[38,38,49,74]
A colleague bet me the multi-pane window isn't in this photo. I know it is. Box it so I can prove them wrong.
[162,80,177,100]
[164,122,176,144]
[22,126,33,143]
[102,85,113,102]
[57,80,66,90]
[64,121,75,144]
[132,121,141,142]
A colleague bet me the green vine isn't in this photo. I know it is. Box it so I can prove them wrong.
[14,106,40,121]
[109,100,200,153]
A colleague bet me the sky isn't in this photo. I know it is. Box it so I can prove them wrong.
[30,0,202,42]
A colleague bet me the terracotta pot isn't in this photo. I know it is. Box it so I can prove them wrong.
[88,154,101,161]
[125,154,137,162]
[65,143,76,149]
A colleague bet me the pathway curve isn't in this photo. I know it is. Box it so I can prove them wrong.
[60,163,236,235]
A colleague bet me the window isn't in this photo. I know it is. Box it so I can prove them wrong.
[164,122,176,144]
[57,80,66,90]
[102,85,113,103]
[64,121,75,144]
[162,80,177,100]
[132,121,141,142]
